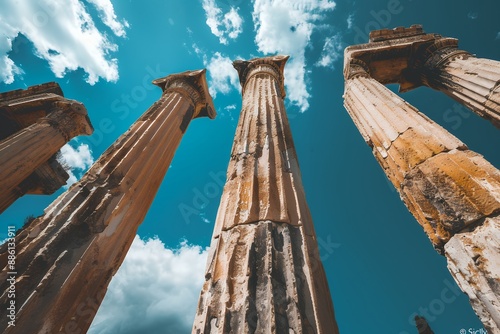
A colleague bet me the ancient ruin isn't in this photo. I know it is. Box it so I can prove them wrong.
[415,315,434,334]
[0,82,93,213]
[343,25,500,333]
[1,22,499,334]
[0,70,215,334]
[192,56,339,333]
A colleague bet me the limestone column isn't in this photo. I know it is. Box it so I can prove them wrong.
[0,69,215,334]
[193,56,339,334]
[0,95,93,213]
[418,38,500,128]
[343,60,500,333]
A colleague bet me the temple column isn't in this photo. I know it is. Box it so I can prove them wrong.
[193,56,339,334]
[418,38,500,128]
[343,60,500,333]
[0,91,93,213]
[0,69,216,334]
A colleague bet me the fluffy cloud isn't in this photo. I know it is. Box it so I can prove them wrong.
[252,0,336,112]
[57,141,94,187]
[204,52,240,98]
[347,13,354,29]
[87,0,129,37]
[315,33,343,69]
[496,32,500,40]
[0,0,127,85]
[88,235,208,334]
[0,28,23,84]
[202,0,243,45]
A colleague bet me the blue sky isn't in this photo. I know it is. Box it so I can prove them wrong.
[1,0,499,333]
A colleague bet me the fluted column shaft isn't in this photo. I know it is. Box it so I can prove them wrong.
[0,101,93,213]
[344,61,500,333]
[193,56,338,334]
[419,38,500,128]
[0,70,215,334]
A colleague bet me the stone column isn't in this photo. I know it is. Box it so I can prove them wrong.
[0,94,93,213]
[0,69,215,334]
[415,316,434,334]
[193,56,339,334]
[343,60,500,333]
[418,38,500,128]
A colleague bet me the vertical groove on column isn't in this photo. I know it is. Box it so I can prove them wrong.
[344,65,500,332]
[445,216,500,333]
[344,74,500,249]
[0,69,215,334]
[193,56,338,334]
[424,55,500,128]
[0,99,93,212]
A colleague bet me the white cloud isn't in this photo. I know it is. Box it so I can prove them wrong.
[87,0,129,37]
[89,235,208,334]
[192,43,203,57]
[315,33,343,69]
[496,32,500,40]
[0,30,23,84]
[202,0,243,45]
[347,13,354,29]
[252,0,336,112]
[199,212,211,224]
[57,142,94,187]
[0,0,128,85]
[204,52,240,98]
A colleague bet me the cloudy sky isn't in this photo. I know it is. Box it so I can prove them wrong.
[1,0,500,333]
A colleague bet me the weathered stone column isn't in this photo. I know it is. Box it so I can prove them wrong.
[415,316,434,334]
[193,56,339,334]
[417,38,500,128]
[343,60,500,333]
[0,85,93,212]
[0,69,215,334]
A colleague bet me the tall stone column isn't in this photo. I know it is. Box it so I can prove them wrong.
[0,86,93,213]
[0,69,215,334]
[343,60,500,333]
[193,56,339,334]
[417,38,500,128]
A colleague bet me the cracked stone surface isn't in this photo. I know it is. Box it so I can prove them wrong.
[193,56,338,334]
[344,26,500,333]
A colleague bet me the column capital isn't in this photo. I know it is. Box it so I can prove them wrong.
[43,100,94,141]
[415,37,472,71]
[233,55,289,98]
[344,59,371,80]
[152,69,216,119]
